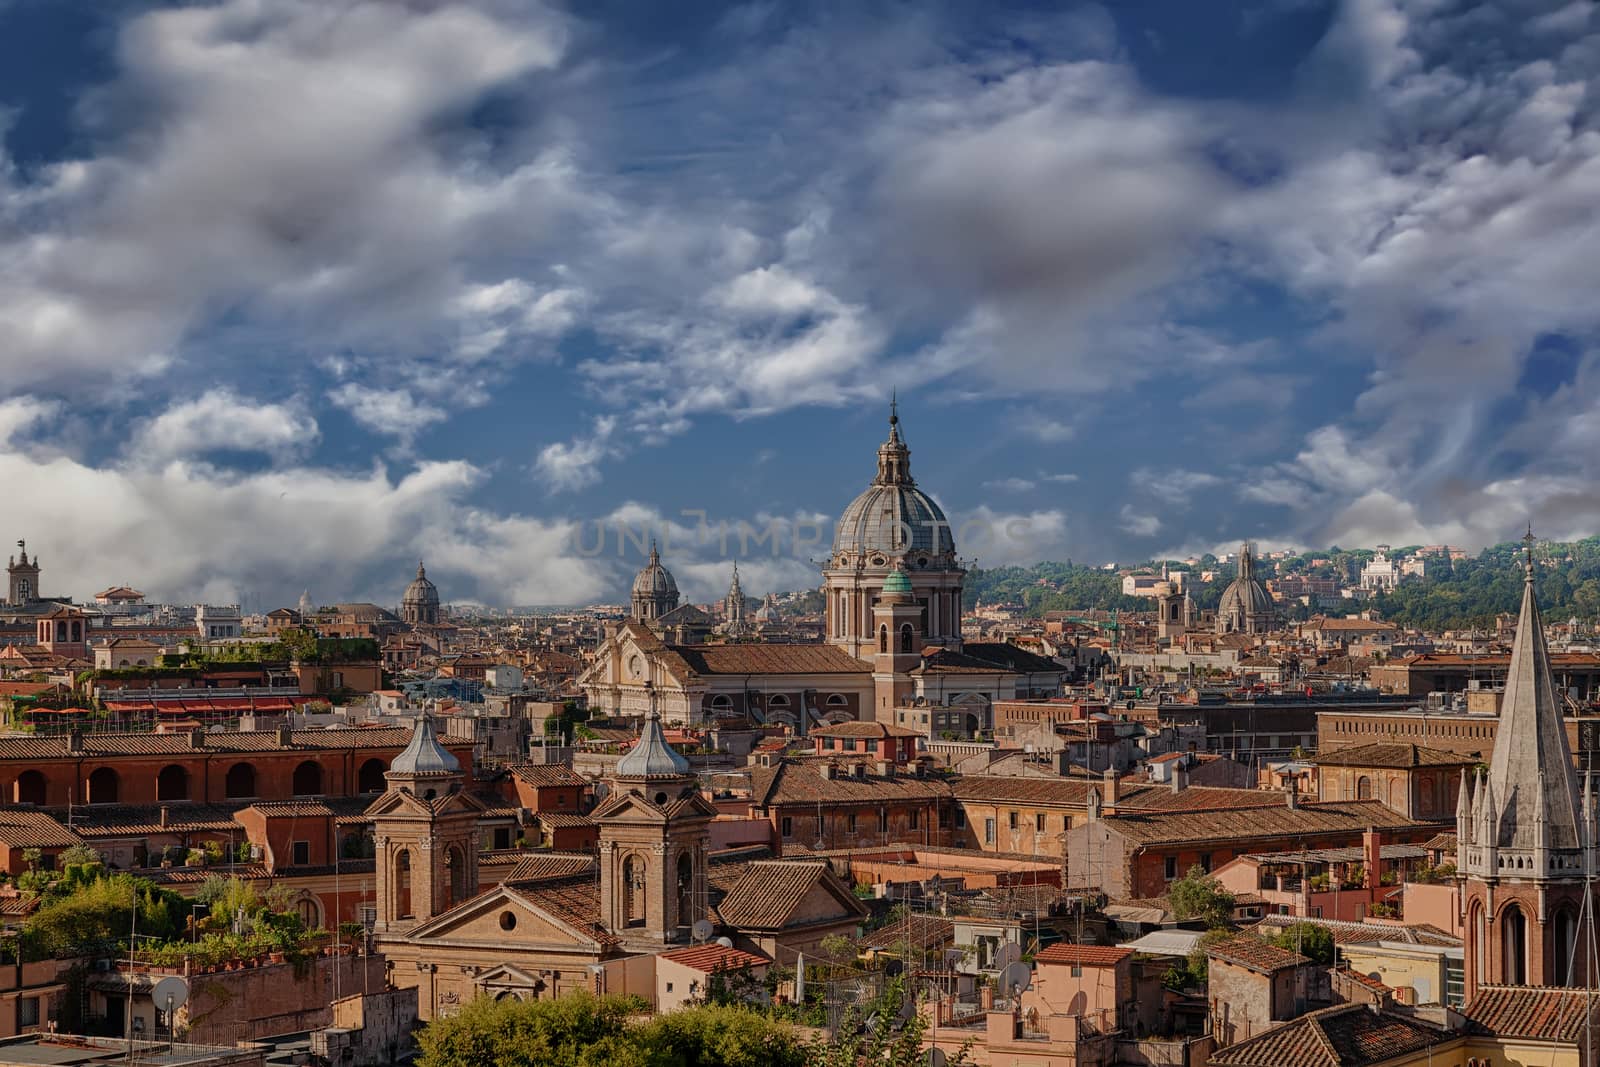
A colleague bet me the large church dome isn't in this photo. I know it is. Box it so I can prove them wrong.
[632,543,678,598]
[1215,542,1276,634]
[830,407,956,562]
[403,562,439,608]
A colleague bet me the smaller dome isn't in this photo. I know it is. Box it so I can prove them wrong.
[632,542,679,597]
[615,711,691,778]
[882,566,912,595]
[403,562,439,606]
[389,714,460,778]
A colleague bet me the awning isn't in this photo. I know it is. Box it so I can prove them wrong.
[1118,929,1206,957]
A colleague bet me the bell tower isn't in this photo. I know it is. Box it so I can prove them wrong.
[8,541,40,605]
[871,563,922,722]
[1458,528,1599,996]
[368,714,483,934]
[591,684,714,946]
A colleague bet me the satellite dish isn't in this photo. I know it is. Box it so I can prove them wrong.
[715,936,734,948]
[995,943,1022,969]
[926,1050,948,1067]
[151,975,189,1012]
[1000,962,1032,996]
[692,919,714,942]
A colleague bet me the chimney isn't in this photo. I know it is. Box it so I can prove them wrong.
[1363,828,1382,889]
[159,806,169,829]
[1171,759,1189,794]
[876,760,894,779]
[277,723,293,747]
[1286,778,1300,810]
[189,727,205,749]
[67,728,83,755]
[1102,768,1120,806]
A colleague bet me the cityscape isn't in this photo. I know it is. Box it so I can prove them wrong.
[2,2,1600,1067]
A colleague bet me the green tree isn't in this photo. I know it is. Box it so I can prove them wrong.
[805,977,967,1067]
[1167,866,1235,929]
[21,873,185,958]
[1266,923,1334,964]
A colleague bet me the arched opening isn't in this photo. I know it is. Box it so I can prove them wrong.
[156,764,188,802]
[965,713,980,737]
[87,767,118,805]
[224,763,256,800]
[1470,902,1486,985]
[295,895,322,931]
[292,760,324,796]
[878,625,888,654]
[1501,903,1528,985]
[1419,777,1436,817]
[675,852,694,932]
[768,694,789,710]
[1554,907,1578,986]
[357,758,387,794]
[710,694,733,713]
[394,850,413,919]
[446,844,468,911]
[622,855,646,928]
[826,694,848,708]
[900,623,914,653]
[15,770,46,806]
[1356,775,1373,801]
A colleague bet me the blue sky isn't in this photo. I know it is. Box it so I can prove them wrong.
[1,0,1598,609]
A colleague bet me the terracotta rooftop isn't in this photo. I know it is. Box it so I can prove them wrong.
[0,726,469,761]
[1209,1004,1453,1067]
[0,809,84,849]
[813,722,922,739]
[1034,943,1133,967]
[1206,935,1309,973]
[1463,985,1600,1042]
[750,760,951,807]
[655,943,770,974]
[510,764,588,788]
[860,913,955,951]
[716,859,868,930]
[1099,800,1432,848]
[508,876,620,948]
[668,643,869,676]
[1311,742,1474,769]
[503,852,597,884]
[1250,915,1460,948]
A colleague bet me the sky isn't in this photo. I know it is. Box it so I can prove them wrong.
[1,0,1599,610]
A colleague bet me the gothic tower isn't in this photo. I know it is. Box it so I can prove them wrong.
[368,714,483,934]
[1458,530,1599,995]
[590,686,715,947]
[823,402,966,659]
[725,562,747,633]
[7,541,40,605]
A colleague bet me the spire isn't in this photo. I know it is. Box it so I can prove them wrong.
[417,560,426,580]
[649,539,660,565]
[614,683,691,779]
[874,398,912,485]
[1238,542,1254,583]
[1479,524,1583,858]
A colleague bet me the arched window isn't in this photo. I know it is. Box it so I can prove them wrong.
[900,623,914,654]
[357,758,387,794]
[710,694,733,710]
[445,845,468,911]
[292,760,324,797]
[224,763,256,800]
[622,855,645,927]
[15,770,46,806]
[878,625,888,654]
[156,764,188,802]
[1555,907,1578,986]
[768,694,790,708]
[826,694,848,707]
[1419,777,1436,817]
[295,895,322,931]
[675,852,694,930]
[394,849,413,919]
[1470,902,1486,985]
[1501,903,1528,985]
[87,767,118,805]
[1356,775,1373,800]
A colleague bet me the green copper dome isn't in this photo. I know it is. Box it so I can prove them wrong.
[882,568,912,594]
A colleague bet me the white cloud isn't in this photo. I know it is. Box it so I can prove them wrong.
[1132,467,1223,502]
[982,477,1037,492]
[1119,505,1162,537]
[535,416,618,493]
[329,384,446,442]
[130,390,317,464]
[1040,472,1079,484]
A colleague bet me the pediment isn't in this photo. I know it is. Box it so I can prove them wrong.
[402,885,602,950]
[590,790,670,823]
[475,962,543,987]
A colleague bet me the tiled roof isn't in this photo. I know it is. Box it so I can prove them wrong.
[668,643,870,676]
[1209,1004,1452,1067]
[656,943,770,973]
[1463,985,1600,1041]
[813,722,921,739]
[241,800,336,818]
[1099,801,1431,848]
[0,809,84,848]
[1034,943,1132,967]
[1118,786,1287,813]
[1250,915,1460,948]
[1311,743,1474,768]
[861,914,955,950]
[1206,935,1309,973]
[504,852,597,884]
[534,812,596,828]
[507,876,620,948]
[0,726,467,761]
[511,764,588,788]
[66,804,244,836]
[951,776,1123,807]
[959,642,1066,674]
[750,760,951,807]
[1421,831,1457,852]
[716,860,868,930]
